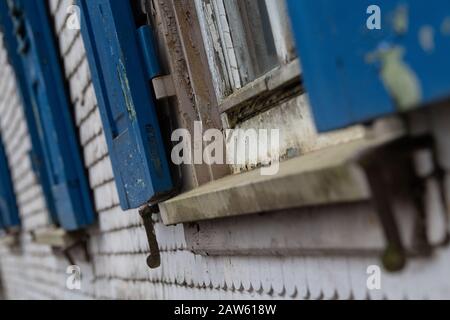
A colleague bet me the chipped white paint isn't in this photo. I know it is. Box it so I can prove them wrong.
[195,0,233,98]
[419,25,436,54]
[230,95,365,174]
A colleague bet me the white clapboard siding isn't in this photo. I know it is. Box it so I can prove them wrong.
[1,0,450,300]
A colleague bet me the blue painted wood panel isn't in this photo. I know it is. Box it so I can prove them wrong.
[78,0,173,210]
[0,0,58,225]
[287,0,450,132]
[1,0,95,230]
[0,135,20,229]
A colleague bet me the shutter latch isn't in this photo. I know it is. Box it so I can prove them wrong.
[139,204,161,269]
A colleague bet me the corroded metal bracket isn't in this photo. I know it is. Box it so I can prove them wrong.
[358,135,448,271]
[60,233,91,267]
[32,227,90,266]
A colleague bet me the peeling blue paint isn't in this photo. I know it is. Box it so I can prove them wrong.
[78,0,173,210]
[287,0,450,132]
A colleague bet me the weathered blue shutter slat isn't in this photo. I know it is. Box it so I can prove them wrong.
[78,0,173,210]
[0,0,58,225]
[0,136,20,229]
[286,0,450,132]
[1,0,95,231]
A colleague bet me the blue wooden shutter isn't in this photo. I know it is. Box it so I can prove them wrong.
[78,0,173,210]
[0,0,58,225]
[286,0,450,132]
[1,0,95,231]
[0,135,20,229]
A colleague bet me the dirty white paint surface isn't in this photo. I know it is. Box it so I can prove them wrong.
[0,0,450,300]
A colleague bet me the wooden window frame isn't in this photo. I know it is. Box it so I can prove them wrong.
[149,0,302,195]
[194,0,300,128]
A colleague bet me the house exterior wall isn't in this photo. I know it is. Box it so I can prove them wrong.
[0,0,449,300]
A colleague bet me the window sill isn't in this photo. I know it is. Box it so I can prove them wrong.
[159,130,403,226]
[218,59,302,116]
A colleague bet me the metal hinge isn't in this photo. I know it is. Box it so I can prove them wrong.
[137,25,161,79]
[136,25,175,100]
